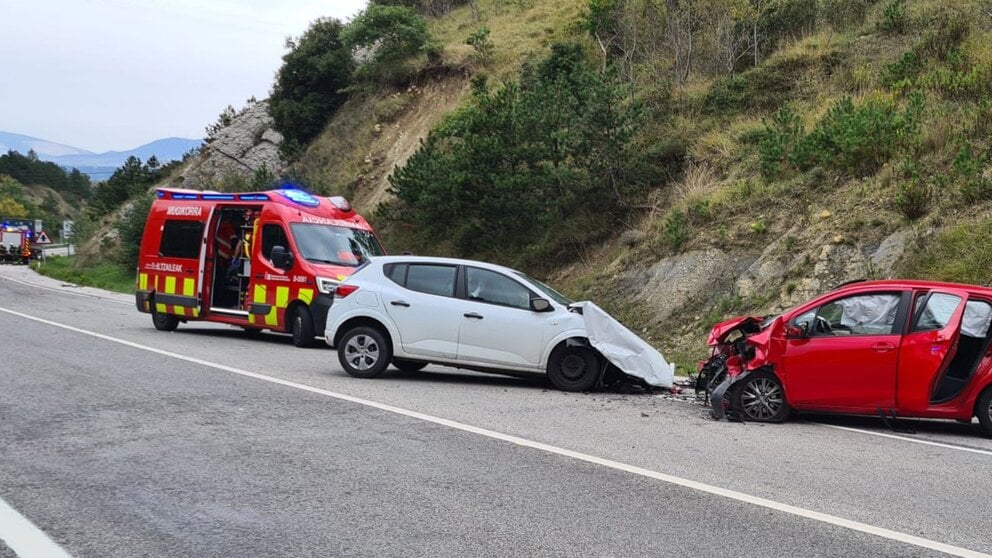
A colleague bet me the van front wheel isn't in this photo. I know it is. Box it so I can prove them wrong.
[291,306,315,348]
[152,310,179,332]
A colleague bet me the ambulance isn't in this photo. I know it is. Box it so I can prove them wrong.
[135,187,385,347]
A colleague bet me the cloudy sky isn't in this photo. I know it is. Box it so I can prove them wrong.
[0,0,368,152]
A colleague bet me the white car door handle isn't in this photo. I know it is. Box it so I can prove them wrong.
[390,300,410,307]
[463,312,484,320]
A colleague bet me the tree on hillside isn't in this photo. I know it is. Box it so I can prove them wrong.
[386,43,644,266]
[90,156,160,212]
[269,18,354,158]
[0,150,91,200]
[341,4,432,81]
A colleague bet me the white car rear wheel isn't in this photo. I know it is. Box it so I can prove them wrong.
[338,326,392,379]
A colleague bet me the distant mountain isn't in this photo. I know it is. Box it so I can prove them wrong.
[0,131,202,179]
[0,131,93,158]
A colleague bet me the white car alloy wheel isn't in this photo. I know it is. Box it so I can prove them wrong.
[345,334,380,371]
[338,326,392,379]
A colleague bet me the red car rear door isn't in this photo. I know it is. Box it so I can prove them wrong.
[896,289,968,413]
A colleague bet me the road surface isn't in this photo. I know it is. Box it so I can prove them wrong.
[0,265,989,557]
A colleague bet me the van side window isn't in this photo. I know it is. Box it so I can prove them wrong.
[160,220,203,259]
[405,264,456,297]
[261,224,289,261]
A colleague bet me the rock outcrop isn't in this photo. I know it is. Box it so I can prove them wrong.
[176,101,285,190]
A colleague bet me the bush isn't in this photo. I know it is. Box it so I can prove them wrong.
[269,18,354,157]
[901,218,992,284]
[820,0,877,30]
[466,26,493,64]
[384,43,646,268]
[342,4,431,83]
[877,0,907,34]
[761,93,924,178]
[952,141,992,202]
[893,160,930,219]
[663,209,690,251]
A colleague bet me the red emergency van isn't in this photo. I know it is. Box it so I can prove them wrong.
[135,187,385,347]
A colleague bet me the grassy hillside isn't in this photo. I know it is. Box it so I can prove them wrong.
[292,0,992,367]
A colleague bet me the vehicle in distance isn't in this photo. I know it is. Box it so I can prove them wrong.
[324,256,607,391]
[700,279,992,436]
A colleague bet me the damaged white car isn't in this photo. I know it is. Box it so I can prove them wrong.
[323,256,674,391]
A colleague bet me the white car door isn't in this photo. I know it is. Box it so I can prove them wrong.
[456,267,550,368]
[382,263,462,359]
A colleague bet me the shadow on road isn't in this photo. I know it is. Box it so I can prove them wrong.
[798,412,983,438]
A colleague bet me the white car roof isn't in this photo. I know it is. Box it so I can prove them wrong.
[369,255,522,276]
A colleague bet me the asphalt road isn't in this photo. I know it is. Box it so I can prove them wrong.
[0,265,990,557]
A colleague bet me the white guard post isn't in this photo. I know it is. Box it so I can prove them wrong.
[571,301,675,388]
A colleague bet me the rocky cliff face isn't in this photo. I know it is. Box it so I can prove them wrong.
[176,101,285,190]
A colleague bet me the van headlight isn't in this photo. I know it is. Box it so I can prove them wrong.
[316,276,339,295]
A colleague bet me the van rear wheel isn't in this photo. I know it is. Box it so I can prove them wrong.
[152,310,179,332]
[291,306,315,348]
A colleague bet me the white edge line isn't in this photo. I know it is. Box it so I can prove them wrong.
[0,496,72,558]
[814,423,992,457]
[1,305,988,558]
[0,274,131,305]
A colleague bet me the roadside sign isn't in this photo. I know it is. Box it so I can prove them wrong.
[35,230,52,245]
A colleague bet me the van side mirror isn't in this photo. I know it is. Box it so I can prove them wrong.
[270,245,293,270]
[530,298,552,312]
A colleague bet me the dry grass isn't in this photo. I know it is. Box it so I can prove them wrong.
[428,0,586,80]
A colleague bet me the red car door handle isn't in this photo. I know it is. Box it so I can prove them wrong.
[871,342,896,352]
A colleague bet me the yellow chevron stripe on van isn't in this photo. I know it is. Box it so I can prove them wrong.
[276,286,289,308]
[155,303,167,313]
[174,306,186,316]
[183,278,195,296]
[164,276,176,294]
[254,284,267,304]
[298,288,313,305]
[139,273,148,290]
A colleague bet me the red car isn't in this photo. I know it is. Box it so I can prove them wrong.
[699,280,992,436]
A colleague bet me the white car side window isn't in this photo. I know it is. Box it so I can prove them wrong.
[466,268,531,310]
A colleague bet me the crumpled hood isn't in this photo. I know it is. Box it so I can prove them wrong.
[570,301,675,387]
[707,316,763,346]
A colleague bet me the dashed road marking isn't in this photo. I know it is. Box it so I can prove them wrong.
[1,305,989,558]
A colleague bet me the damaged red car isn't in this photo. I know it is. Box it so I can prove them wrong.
[698,280,992,436]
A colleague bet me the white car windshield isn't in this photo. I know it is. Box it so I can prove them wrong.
[289,223,384,267]
[515,272,572,305]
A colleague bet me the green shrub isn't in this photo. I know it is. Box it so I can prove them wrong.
[820,0,877,30]
[704,54,826,113]
[384,43,646,268]
[759,105,805,179]
[877,0,907,34]
[466,26,494,64]
[893,160,931,219]
[269,18,354,156]
[663,208,690,251]
[342,4,431,84]
[115,192,154,271]
[952,141,992,202]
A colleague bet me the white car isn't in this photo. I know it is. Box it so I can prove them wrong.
[323,256,604,391]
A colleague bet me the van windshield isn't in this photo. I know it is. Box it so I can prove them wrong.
[289,223,384,267]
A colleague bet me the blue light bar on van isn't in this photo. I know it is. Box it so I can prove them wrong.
[238,194,270,201]
[277,188,320,208]
[172,194,199,200]
[201,193,236,200]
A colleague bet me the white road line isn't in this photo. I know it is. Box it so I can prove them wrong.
[0,496,72,558]
[0,274,131,305]
[814,423,992,457]
[1,306,989,558]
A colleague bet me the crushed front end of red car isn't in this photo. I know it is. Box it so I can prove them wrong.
[697,315,784,420]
